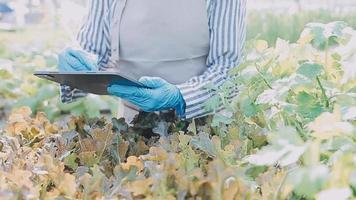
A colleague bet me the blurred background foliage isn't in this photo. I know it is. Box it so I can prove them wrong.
[247,10,356,45]
[246,0,356,46]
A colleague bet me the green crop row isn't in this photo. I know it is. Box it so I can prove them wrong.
[247,9,356,45]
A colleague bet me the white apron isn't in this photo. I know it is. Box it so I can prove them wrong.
[108,0,210,122]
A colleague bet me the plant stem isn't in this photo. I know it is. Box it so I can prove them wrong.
[274,172,288,200]
[316,76,330,108]
[325,40,329,75]
[98,132,111,162]
[255,63,273,89]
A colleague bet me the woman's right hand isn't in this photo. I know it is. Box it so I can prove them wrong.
[58,48,97,72]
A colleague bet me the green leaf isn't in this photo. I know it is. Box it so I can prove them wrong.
[268,126,303,146]
[297,62,323,79]
[245,165,268,179]
[241,99,259,117]
[288,165,330,198]
[325,137,355,152]
[331,21,348,36]
[71,106,86,117]
[211,113,234,127]
[112,118,129,133]
[310,26,326,49]
[331,53,342,61]
[84,96,102,118]
[81,165,107,198]
[178,134,199,172]
[36,85,58,101]
[0,69,13,79]
[15,97,39,111]
[78,152,99,167]
[191,132,218,157]
[245,126,305,167]
[64,153,79,170]
[306,22,347,49]
[296,91,323,119]
[42,104,61,121]
[204,95,221,112]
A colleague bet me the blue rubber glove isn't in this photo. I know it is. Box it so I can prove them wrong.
[107,77,186,118]
[58,48,97,72]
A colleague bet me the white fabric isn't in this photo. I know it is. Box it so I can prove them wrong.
[109,0,210,85]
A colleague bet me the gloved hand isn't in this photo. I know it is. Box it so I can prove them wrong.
[107,77,186,118]
[58,48,97,72]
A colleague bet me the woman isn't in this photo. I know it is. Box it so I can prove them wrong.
[59,0,246,121]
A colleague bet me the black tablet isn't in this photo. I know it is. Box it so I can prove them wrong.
[34,71,147,95]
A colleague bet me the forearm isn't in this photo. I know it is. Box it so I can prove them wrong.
[177,61,242,119]
[60,0,110,103]
[177,0,247,119]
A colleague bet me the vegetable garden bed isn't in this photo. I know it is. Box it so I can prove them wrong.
[0,22,355,199]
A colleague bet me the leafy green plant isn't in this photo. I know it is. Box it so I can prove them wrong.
[206,21,356,199]
[0,22,354,199]
[0,25,118,122]
[247,10,356,46]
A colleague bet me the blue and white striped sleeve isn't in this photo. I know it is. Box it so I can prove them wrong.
[176,0,246,119]
[77,0,110,64]
[60,0,110,103]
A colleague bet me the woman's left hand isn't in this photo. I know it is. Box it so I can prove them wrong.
[107,77,186,118]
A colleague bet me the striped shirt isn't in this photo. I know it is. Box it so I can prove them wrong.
[61,0,246,119]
